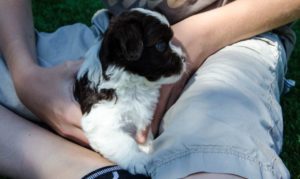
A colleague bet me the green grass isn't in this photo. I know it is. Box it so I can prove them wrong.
[1,1,300,178]
[32,0,104,31]
[281,22,300,179]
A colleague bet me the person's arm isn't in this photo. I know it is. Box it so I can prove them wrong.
[0,0,88,145]
[151,0,300,136]
[0,0,36,72]
[174,0,300,71]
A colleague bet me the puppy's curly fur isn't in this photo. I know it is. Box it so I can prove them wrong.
[74,8,185,175]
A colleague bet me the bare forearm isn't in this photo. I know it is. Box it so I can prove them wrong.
[174,0,300,70]
[0,0,37,82]
[205,0,300,53]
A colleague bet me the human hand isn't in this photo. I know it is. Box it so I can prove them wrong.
[136,68,191,143]
[151,72,190,136]
[14,60,89,146]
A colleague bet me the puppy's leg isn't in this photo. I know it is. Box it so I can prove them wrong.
[82,104,149,175]
[87,128,150,175]
[100,130,150,175]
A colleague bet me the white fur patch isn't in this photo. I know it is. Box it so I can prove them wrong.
[131,8,170,26]
[156,73,183,85]
[77,41,102,87]
[169,41,185,59]
[82,66,161,174]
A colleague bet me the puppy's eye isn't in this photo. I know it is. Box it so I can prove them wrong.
[155,41,167,52]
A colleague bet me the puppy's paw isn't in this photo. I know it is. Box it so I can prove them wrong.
[126,153,150,175]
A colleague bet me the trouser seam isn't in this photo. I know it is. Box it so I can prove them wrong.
[149,145,277,175]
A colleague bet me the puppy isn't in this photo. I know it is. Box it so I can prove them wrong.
[74,8,185,175]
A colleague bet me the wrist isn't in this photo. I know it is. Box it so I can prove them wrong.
[3,39,38,86]
[12,61,40,93]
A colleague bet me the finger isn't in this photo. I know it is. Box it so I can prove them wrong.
[64,104,83,129]
[71,59,84,74]
[62,111,90,147]
[165,73,190,109]
[62,60,84,78]
[65,126,90,147]
[151,85,172,136]
[151,105,165,136]
[68,59,84,66]
[166,84,183,109]
[135,126,150,144]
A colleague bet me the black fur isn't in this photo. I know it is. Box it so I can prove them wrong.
[74,74,116,114]
[74,9,184,114]
[100,10,183,81]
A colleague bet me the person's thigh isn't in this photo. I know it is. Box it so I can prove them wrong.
[147,32,290,179]
[0,105,114,179]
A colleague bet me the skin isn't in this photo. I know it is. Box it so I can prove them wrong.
[0,0,299,178]
[0,105,113,179]
[151,0,300,136]
[0,1,88,146]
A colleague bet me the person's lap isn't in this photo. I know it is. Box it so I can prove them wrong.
[147,32,290,179]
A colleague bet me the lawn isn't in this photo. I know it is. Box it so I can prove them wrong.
[1,0,299,178]
[281,21,300,179]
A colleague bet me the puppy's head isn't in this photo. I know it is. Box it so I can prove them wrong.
[100,8,185,83]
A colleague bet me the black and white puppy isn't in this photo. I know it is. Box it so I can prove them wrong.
[74,8,185,175]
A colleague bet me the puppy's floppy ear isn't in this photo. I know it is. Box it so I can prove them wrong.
[114,21,144,61]
[101,12,144,65]
[106,10,114,20]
